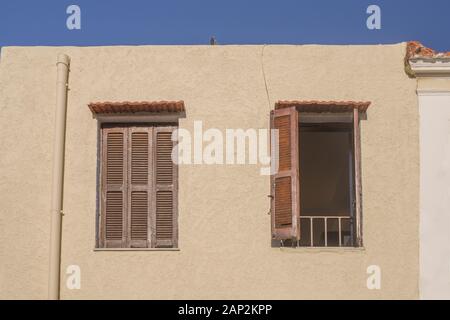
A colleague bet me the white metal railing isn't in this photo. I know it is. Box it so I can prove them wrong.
[299,216,353,247]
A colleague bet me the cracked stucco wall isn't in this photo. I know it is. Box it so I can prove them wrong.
[0,43,419,299]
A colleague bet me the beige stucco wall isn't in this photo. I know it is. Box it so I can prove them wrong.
[417,78,450,92]
[0,43,419,299]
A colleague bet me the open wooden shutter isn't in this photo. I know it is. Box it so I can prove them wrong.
[270,107,300,241]
[127,127,152,248]
[101,128,128,248]
[152,126,178,248]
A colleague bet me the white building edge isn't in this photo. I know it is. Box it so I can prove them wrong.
[410,50,450,299]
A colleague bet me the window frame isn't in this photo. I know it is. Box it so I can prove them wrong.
[96,122,179,249]
[270,107,364,248]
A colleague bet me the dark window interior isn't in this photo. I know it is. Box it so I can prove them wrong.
[298,123,355,247]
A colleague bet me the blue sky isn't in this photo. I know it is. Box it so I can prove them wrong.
[0,0,449,51]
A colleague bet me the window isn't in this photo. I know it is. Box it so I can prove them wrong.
[98,124,178,248]
[270,101,369,247]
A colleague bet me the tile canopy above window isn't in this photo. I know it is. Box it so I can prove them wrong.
[88,100,185,115]
[275,100,371,113]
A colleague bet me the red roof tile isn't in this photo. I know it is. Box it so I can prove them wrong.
[407,41,450,60]
[88,101,185,114]
[275,100,371,112]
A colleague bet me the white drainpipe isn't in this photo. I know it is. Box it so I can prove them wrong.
[48,53,70,300]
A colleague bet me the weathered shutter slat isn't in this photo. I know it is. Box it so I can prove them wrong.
[105,191,124,240]
[153,127,178,248]
[102,128,128,248]
[128,128,152,248]
[270,107,300,241]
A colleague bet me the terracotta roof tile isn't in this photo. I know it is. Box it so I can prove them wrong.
[275,100,371,113]
[405,41,450,77]
[88,101,185,114]
[406,41,450,60]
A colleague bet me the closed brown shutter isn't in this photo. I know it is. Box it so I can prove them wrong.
[101,128,128,248]
[270,107,300,241]
[100,125,178,248]
[152,126,178,248]
[127,128,152,248]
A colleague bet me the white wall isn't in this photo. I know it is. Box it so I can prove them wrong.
[419,91,450,299]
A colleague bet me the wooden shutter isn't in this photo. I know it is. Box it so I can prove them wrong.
[127,127,152,248]
[270,107,300,241]
[101,128,128,248]
[152,126,178,248]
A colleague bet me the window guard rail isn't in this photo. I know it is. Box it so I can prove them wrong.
[299,216,353,247]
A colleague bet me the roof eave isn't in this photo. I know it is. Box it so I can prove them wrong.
[409,57,450,77]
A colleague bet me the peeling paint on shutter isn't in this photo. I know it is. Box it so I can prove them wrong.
[128,129,152,248]
[100,125,178,249]
[270,107,300,241]
[105,191,124,240]
[101,128,127,248]
[153,127,178,248]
